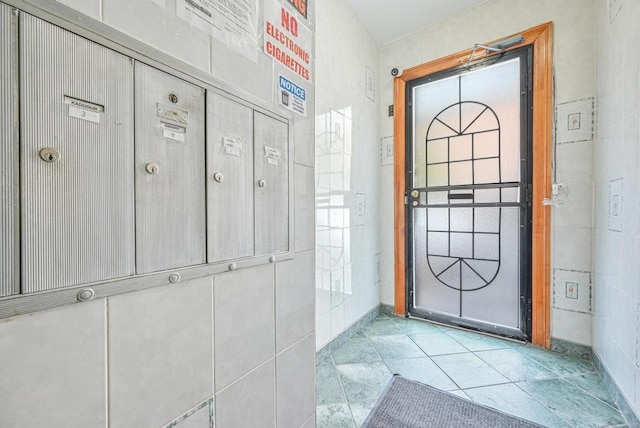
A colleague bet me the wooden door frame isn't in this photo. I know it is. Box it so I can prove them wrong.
[393,22,553,347]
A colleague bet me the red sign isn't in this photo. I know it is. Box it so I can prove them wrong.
[264,0,312,82]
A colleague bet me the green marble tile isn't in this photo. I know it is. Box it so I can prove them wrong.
[391,317,441,334]
[316,364,347,405]
[384,357,457,391]
[360,319,402,337]
[317,355,334,367]
[517,346,596,376]
[409,331,468,356]
[316,404,355,428]
[517,378,626,428]
[368,334,426,360]
[564,374,616,407]
[443,328,515,352]
[348,400,376,427]
[449,389,471,400]
[465,383,571,427]
[476,348,557,382]
[332,337,381,365]
[431,353,510,389]
[336,362,393,402]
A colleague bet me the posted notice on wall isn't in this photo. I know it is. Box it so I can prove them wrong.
[264,0,312,82]
[277,74,307,116]
[176,0,259,62]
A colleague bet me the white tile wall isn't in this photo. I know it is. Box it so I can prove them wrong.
[108,278,214,428]
[315,0,381,350]
[56,0,101,19]
[594,0,640,419]
[296,164,316,253]
[0,301,107,428]
[215,264,275,391]
[276,251,315,353]
[215,359,276,428]
[276,334,316,428]
[103,0,211,72]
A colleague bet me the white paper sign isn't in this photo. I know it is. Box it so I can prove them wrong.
[265,146,281,165]
[161,122,187,142]
[223,137,243,156]
[176,0,259,62]
[65,96,103,124]
[264,0,313,82]
[277,74,306,117]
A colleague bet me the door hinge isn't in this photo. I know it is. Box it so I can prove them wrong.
[405,195,409,205]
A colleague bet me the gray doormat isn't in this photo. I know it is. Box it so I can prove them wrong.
[362,375,543,428]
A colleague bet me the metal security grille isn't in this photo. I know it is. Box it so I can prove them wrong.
[407,48,533,340]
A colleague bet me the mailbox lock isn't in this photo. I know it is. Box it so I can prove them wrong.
[168,93,179,104]
[228,263,237,271]
[39,147,60,163]
[168,272,181,283]
[77,288,95,302]
[258,179,267,188]
[145,162,160,174]
[213,172,225,183]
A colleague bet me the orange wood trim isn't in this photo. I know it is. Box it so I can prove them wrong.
[393,78,407,315]
[393,23,553,347]
[530,24,553,348]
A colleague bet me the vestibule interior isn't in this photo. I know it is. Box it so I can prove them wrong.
[315,0,640,421]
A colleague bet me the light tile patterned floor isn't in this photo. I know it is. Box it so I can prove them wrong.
[316,314,628,428]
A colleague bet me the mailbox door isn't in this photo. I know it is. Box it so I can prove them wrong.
[254,112,289,255]
[207,94,254,262]
[21,14,135,292]
[134,63,206,273]
[0,4,19,297]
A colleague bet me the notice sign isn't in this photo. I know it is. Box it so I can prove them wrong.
[177,0,258,61]
[264,0,312,82]
[278,74,306,116]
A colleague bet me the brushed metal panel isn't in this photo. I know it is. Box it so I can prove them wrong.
[21,14,135,293]
[254,112,289,255]
[135,62,206,273]
[207,94,254,262]
[0,4,19,297]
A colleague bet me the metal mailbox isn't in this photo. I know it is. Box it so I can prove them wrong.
[134,63,206,273]
[21,14,135,292]
[207,93,254,262]
[254,112,289,255]
[0,4,19,297]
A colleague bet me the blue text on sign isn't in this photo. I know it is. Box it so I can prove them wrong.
[279,75,306,101]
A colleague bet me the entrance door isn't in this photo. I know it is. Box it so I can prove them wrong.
[406,48,532,340]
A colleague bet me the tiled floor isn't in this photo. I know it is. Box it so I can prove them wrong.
[316,314,628,428]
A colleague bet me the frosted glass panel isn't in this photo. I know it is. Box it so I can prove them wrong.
[427,138,448,164]
[414,209,459,316]
[411,54,526,333]
[474,158,500,184]
[462,207,520,328]
[450,208,473,232]
[450,135,472,161]
[427,164,448,187]
[449,161,472,186]
[428,208,449,231]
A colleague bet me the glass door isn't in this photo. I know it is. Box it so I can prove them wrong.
[406,48,532,340]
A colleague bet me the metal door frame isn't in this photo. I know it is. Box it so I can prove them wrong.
[405,47,533,341]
